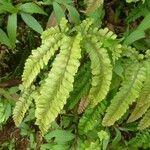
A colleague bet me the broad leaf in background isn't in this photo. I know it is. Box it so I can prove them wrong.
[53,2,65,24]
[20,13,43,34]
[137,14,150,31]
[44,129,75,144]
[124,14,150,45]
[7,13,17,48]
[65,4,80,24]
[0,1,18,13]
[0,29,11,47]
[124,30,145,45]
[19,2,47,15]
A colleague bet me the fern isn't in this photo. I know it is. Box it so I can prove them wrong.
[128,129,150,148]
[85,37,112,106]
[89,27,122,62]
[22,30,62,89]
[80,130,109,150]
[66,62,91,110]
[138,109,150,130]
[13,89,33,126]
[102,62,146,126]
[13,18,150,135]
[128,60,150,123]
[126,4,149,23]
[78,101,107,134]
[35,34,82,134]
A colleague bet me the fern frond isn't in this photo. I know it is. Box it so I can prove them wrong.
[59,17,69,33]
[66,62,91,110]
[122,46,142,61]
[128,129,150,148]
[102,62,146,126]
[128,60,150,123]
[85,37,112,106]
[35,34,82,134]
[89,27,122,61]
[41,26,60,43]
[145,49,150,58]
[13,89,33,126]
[22,30,62,89]
[78,101,107,134]
[126,4,148,23]
[77,18,93,35]
[138,109,150,130]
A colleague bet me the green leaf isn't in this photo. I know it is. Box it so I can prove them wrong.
[4,103,11,122]
[112,128,122,146]
[137,14,150,31]
[0,29,11,47]
[7,13,17,48]
[0,2,18,13]
[124,14,150,45]
[40,144,52,150]
[65,4,80,24]
[44,130,75,144]
[0,6,6,14]
[20,12,43,34]
[124,30,145,45]
[53,2,65,24]
[19,2,47,15]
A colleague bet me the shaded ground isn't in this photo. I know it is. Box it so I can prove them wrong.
[0,120,29,150]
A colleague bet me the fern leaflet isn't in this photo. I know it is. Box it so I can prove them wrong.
[13,89,33,126]
[22,30,62,89]
[85,37,112,106]
[128,60,150,123]
[102,62,146,126]
[78,101,107,134]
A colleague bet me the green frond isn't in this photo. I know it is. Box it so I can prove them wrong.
[138,109,150,130]
[41,26,60,43]
[77,18,93,35]
[126,4,148,23]
[13,90,33,126]
[89,27,122,61]
[59,18,69,33]
[128,60,150,123]
[122,46,141,60]
[0,101,6,123]
[85,37,112,106]
[78,101,107,134]
[102,62,146,126]
[128,129,150,148]
[89,27,117,41]
[35,34,82,134]
[22,30,62,89]
[145,50,150,58]
[66,62,91,110]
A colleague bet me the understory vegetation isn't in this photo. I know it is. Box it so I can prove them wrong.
[0,0,150,149]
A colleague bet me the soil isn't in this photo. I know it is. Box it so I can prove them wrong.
[0,120,29,150]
